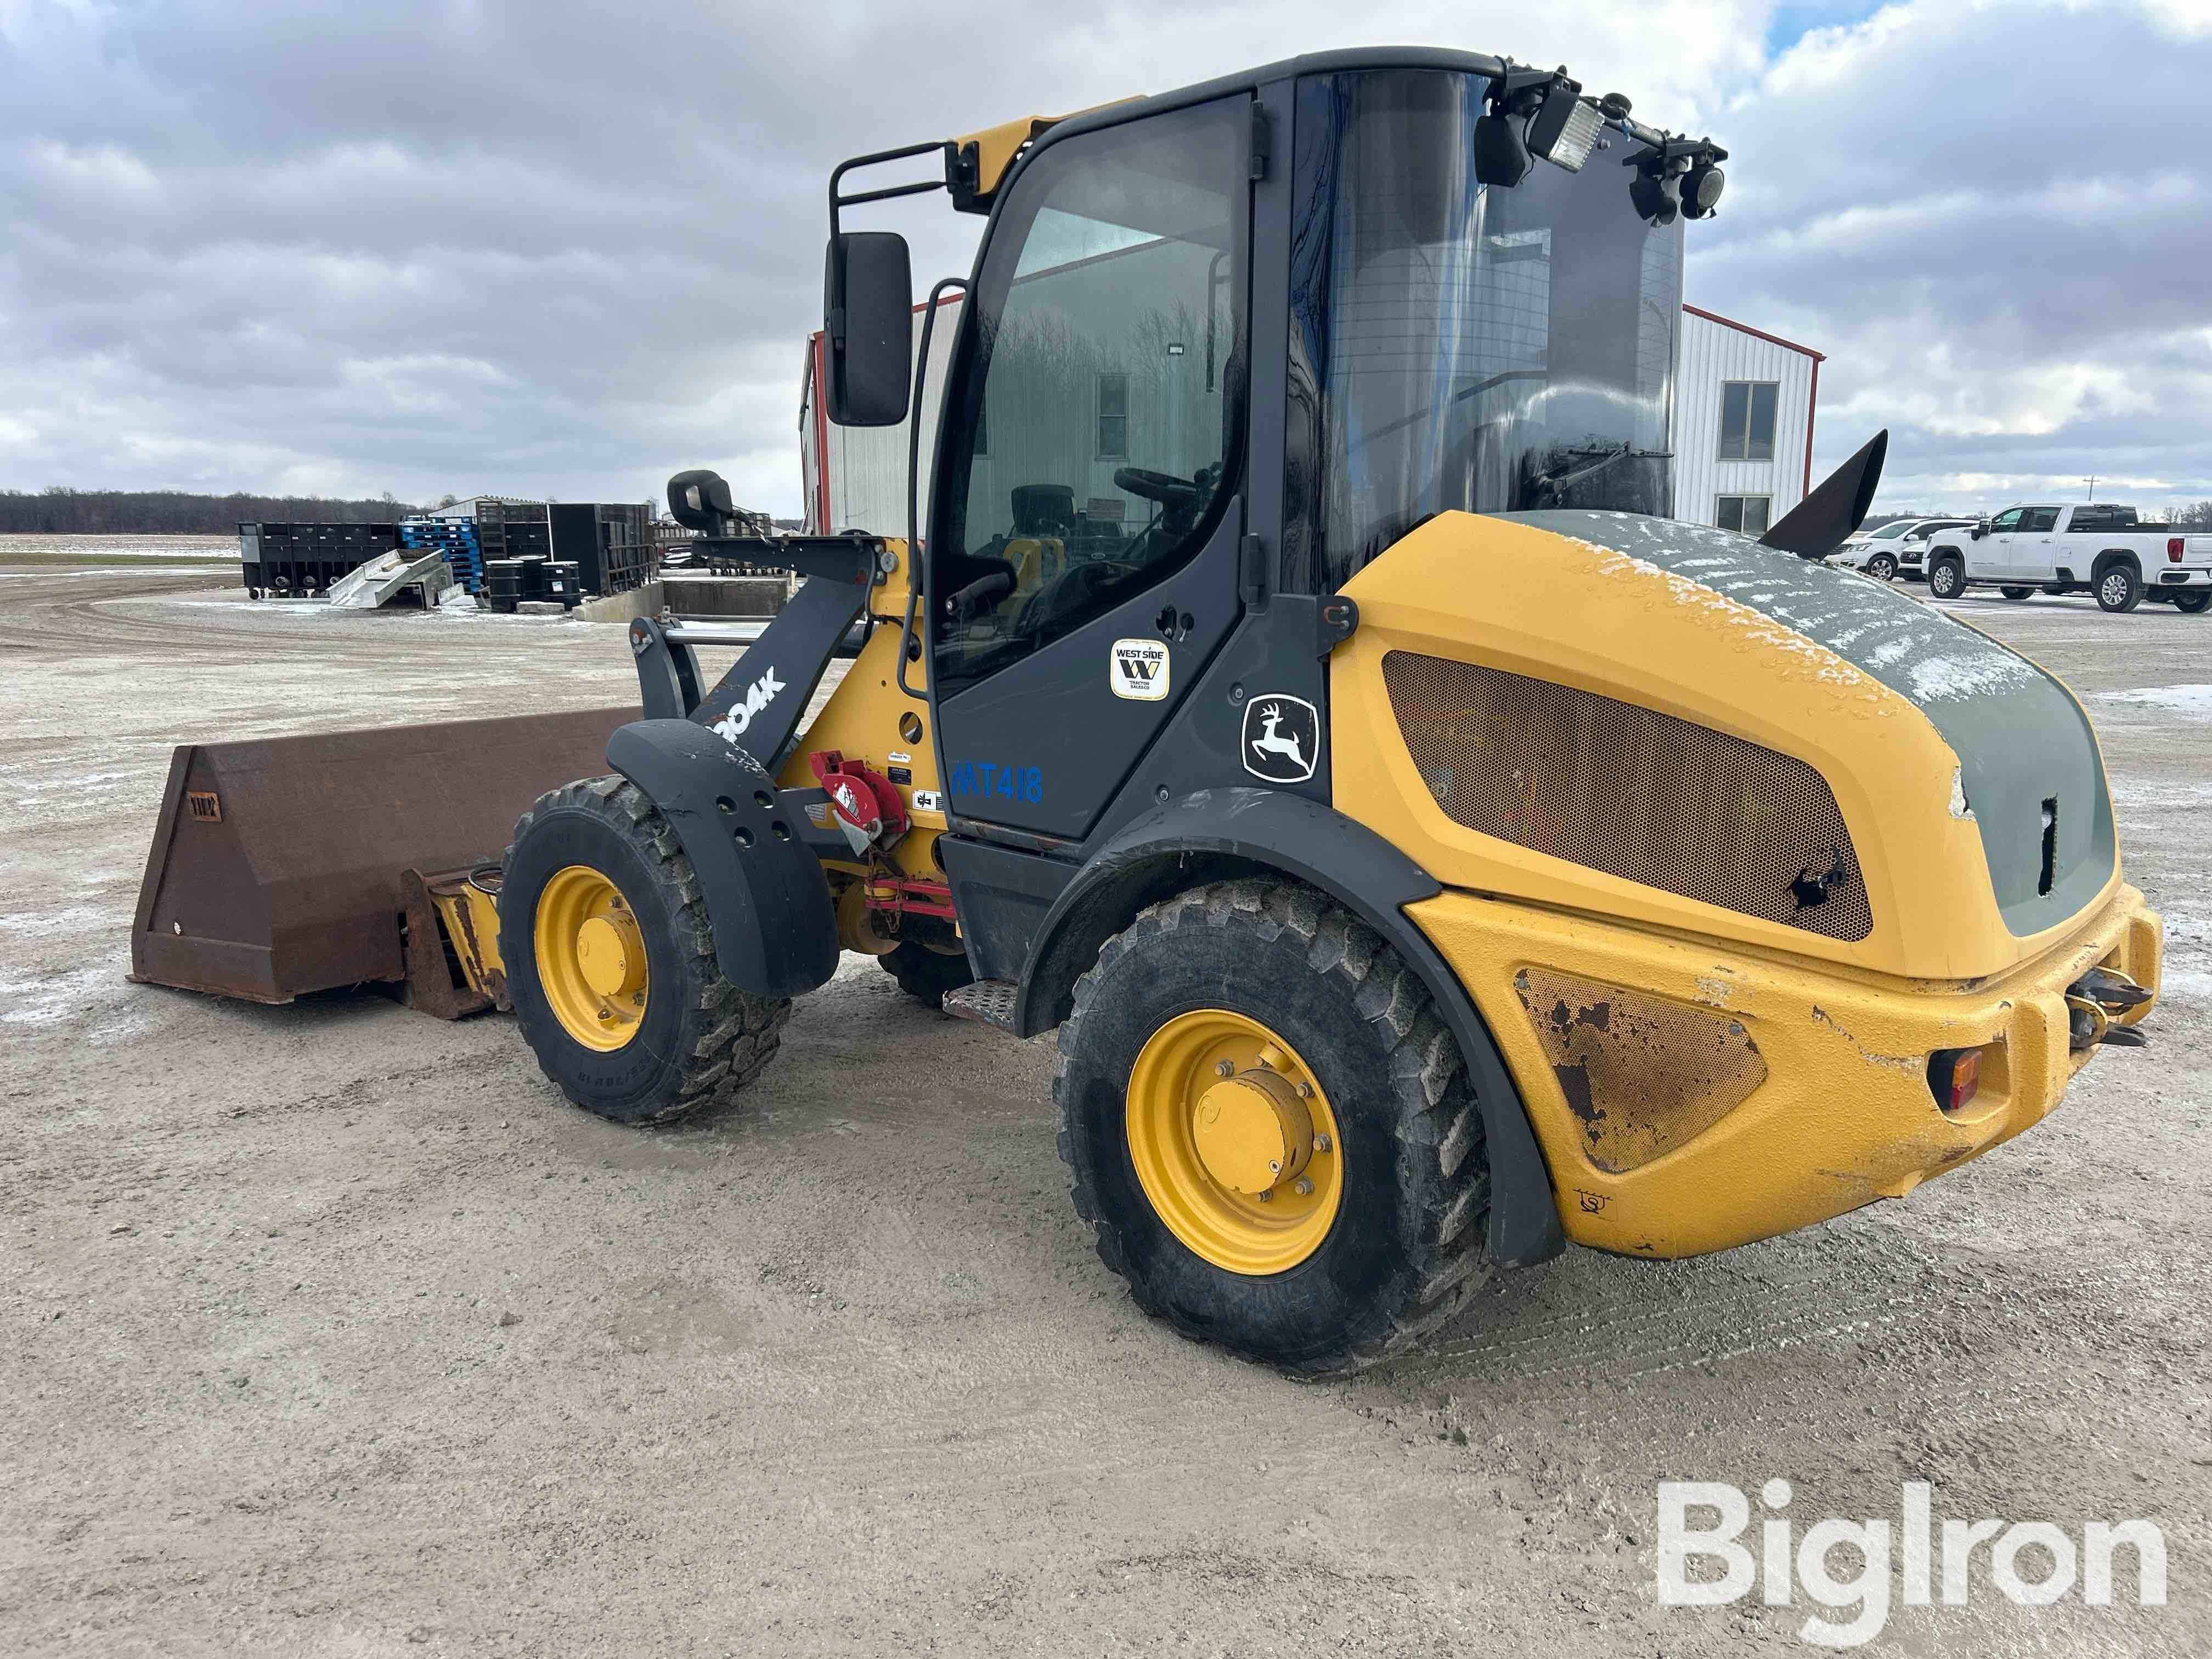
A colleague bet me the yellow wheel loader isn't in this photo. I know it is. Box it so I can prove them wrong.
[132,48,2161,1373]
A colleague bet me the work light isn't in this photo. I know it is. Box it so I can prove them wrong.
[1476,66,1596,186]
[1528,90,1604,172]
[1681,154,1726,218]
[1629,157,1681,226]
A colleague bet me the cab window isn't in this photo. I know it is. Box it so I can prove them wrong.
[1988,509,2026,534]
[2020,507,2059,533]
[930,99,1246,700]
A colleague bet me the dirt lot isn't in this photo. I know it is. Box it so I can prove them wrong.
[3,555,2207,1656]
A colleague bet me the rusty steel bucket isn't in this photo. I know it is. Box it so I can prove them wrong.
[129,707,635,1008]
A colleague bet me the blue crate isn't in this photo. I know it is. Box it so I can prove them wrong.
[399,521,486,592]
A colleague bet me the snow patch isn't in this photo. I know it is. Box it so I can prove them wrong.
[1539,512,2044,709]
[2097,684,2212,718]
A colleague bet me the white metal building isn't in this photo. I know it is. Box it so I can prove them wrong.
[1672,305,1823,536]
[800,299,1822,541]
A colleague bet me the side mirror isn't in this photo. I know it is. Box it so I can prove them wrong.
[1970,521,1987,540]
[823,231,913,427]
[667,469,735,534]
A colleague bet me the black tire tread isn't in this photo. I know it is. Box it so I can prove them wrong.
[504,776,790,1124]
[2095,561,2143,614]
[1053,877,1492,1374]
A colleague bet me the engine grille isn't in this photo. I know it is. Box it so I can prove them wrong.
[1381,651,1872,941]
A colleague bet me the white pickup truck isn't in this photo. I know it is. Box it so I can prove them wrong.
[1924,503,2212,613]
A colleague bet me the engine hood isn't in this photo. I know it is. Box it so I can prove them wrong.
[1328,510,2123,981]
[1506,512,2117,941]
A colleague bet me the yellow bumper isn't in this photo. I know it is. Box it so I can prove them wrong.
[1409,884,2163,1258]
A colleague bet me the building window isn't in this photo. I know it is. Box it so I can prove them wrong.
[1718,381,1779,462]
[1096,371,1128,458]
[1716,494,1771,535]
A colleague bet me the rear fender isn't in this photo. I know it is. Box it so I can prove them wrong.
[1017,787,1565,1268]
[606,719,838,997]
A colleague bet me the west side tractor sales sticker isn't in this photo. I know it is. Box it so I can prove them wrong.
[1109,637,1169,701]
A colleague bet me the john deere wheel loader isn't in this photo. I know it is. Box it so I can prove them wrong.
[133,47,2161,1374]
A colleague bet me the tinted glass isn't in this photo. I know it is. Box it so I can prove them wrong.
[2069,505,2132,531]
[1989,509,2025,533]
[1286,68,1683,590]
[2021,507,2059,533]
[1720,383,1749,460]
[931,99,1245,698]
[1716,495,1745,532]
[1747,382,1778,461]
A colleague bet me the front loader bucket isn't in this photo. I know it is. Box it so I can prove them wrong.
[129,706,635,1007]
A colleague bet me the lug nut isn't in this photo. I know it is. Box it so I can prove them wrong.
[1294,1177,1314,1196]
[1215,1059,1235,1077]
[1254,1188,1273,1203]
[1313,1132,1332,1153]
[1295,1082,1313,1098]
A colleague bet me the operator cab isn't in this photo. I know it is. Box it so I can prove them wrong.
[817,49,1722,844]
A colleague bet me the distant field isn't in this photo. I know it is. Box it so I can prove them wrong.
[0,534,236,566]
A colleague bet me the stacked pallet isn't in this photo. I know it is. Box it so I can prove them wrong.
[398,516,484,592]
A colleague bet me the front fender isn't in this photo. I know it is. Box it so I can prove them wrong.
[605,719,838,998]
[1019,787,1565,1268]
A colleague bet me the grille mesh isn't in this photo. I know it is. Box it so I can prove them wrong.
[1381,651,1871,940]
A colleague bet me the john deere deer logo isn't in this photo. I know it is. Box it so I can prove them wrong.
[1240,694,1319,784]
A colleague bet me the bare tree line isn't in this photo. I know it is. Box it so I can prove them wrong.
[0,488,424,536]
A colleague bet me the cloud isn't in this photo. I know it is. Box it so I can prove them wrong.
[1,1,2205,515]
[1689,0,2212,509]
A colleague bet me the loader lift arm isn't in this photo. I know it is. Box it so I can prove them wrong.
[604,487,898,998]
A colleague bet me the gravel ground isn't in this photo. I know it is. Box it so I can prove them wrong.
[2,567,2205,1656]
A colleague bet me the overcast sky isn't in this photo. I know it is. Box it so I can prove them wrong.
[3,1,2208,517]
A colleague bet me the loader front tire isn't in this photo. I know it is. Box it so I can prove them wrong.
[1055,879,1492,1375]
[503,776,790,1125]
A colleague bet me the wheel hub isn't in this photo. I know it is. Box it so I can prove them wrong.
[534,865,651,1052]
[1192,1069,1313,1194]
[1124,1008,1344,1276]
[575,912,644,998]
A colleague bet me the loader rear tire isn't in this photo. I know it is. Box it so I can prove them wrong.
[881,935,974,1006]
[503,776,791,1125]
[1054,878,1492,1375]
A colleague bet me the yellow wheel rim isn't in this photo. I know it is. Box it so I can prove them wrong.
[1125,1009,1343,1276]
[535,864,650,1051]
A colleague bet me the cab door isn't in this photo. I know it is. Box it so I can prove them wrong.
[924,97,1250,843]
[2012,506,2061,579]
[1974,507,2027,579]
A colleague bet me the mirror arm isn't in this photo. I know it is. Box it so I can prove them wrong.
[828,139,953,236]
[898,276,969,703]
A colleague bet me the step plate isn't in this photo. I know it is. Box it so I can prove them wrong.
[943,979,1018,1031]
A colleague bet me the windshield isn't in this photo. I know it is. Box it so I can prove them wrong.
[1285,68,1684,590]
[1869,521,1914,538]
